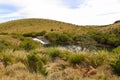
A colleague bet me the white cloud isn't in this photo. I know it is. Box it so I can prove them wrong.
[0,0,120,25]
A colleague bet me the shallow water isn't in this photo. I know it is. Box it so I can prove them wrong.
[32,38,49,45]
[32,38,82,52]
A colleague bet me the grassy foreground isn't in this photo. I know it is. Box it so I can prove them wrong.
[0,48,120,80]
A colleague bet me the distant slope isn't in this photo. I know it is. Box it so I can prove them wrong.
[0,18,120,35]
[100,21,120,34]
[0,18,98,34]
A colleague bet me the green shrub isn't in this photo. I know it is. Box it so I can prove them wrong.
[19,38,39,51]
[112,46,120,54]
[32,51,50,64]
[88,53,107,67]
[107,34,119,46]
[0,32,8,35]
[45,32,59,43]
[11,33,24,40]
[88,32,120,47]
[73,35,97,50]
[0,40,13,52]
[37,31,46,36]
[60,50,71,60]
[40,55,50,64]
[68,54,85,65]
[46,48,61,59]
[0,53,15,67]
[23,31,46,37]
[45,32,72,45]
[110,57,120,75]
[23,32,37,37]
[88,32,108,44]
[59,33,72,44]
[26,53,48,75]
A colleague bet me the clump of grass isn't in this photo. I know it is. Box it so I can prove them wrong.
[0,40,14,52]
[46,48,62,59]
[26,53,48,76]
[85,50,109,68]
[45,32,72,45]
[39,54,50,64]
[0,53,16,67]
[112,46,120,54]
[0,32,8,35]
[23,31,46,37]
[68,53,86,65]
[110,56,120,75]
[19,38,39,51]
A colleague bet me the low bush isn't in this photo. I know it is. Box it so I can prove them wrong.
[0,53,15,67]
[68,53,86,65]
[19,38,39,51]
[45,32,59,43]
[88,52,107,67]
[88,31,120,48]
[0,40,13,52]
[32,51,50,64]
[46,48,61,59]
[73,35,97,50]
[23,31,46,37]
[45,32,72,45]
[0,32,8,35]
[26,53,48,75]
[110,57,120,75]
[112,46,120,54]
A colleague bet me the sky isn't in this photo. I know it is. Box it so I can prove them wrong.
[0,0,120,25]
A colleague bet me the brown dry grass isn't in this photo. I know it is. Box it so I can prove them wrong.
[0,35,21,46]
[0,48,120,80]
[0,18,99,35]
[0,18,120,35]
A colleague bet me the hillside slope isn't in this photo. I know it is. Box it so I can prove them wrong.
[0,18,98,34]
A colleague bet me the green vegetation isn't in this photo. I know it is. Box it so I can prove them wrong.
[19,38,39,51]
[46,48,61,59]
[26,53,48,75]
[110,57,120,75]
[23,31,46,37]
[73,35,97,50]
[0,18,120,79]
[88,31,120,49]
[0,48,120,80]
[68,53,86,65]
[0,40,13,52]
[112,46,120,54]
[0,53,15,67]
[45,32,72,45]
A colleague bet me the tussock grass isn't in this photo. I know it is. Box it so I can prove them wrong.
[0,62,45,80]
[0,48,119,80]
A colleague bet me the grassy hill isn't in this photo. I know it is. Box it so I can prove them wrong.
[0,18,120,80]
[101,21,120,33]
[0,18,98,34]
[0,18,120,34]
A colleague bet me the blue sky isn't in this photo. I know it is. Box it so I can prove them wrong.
[61,0,84,9]
[0,4,19,14]
[0,0,120,25]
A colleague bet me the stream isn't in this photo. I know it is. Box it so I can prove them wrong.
[32,38,82,52]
